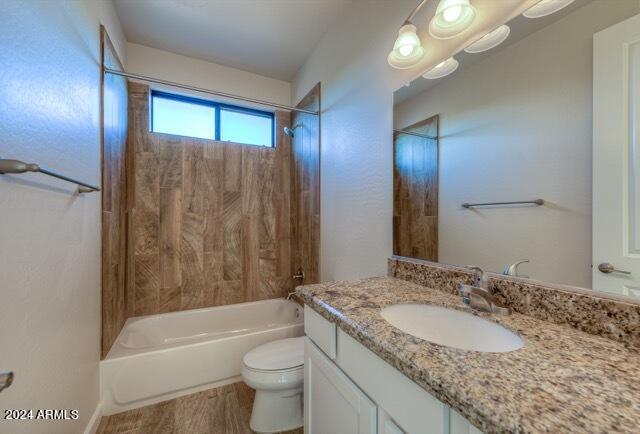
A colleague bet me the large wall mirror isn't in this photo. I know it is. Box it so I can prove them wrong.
[393,0,640,299]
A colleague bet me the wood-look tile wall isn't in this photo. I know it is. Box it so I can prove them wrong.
[393,115,439,261]
[101,28,129,357]
[291,84,321,285]
[127,83,298,316]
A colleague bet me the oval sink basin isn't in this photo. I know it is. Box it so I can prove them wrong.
[380,304,524,353]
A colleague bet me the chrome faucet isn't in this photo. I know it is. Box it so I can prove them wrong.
[503,259,529,278]
[457,266,511,315]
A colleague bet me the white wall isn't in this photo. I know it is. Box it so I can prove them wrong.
[394,0,640,289]
[126,42,291,106]
[94,0,127,65]
[0,1,125,432]
[292,0,539,281]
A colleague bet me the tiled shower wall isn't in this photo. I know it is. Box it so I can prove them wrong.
[393,115,439,262]
[128,82,296,316]
[101,29,129,357]
[291,84,321,285]
[101,81,321,357]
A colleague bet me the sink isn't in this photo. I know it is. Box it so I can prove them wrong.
[380,304,524,353]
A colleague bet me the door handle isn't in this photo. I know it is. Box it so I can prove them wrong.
[0,371,13,393]
[598,262,631,275]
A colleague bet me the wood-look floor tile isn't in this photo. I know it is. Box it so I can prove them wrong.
[175,391,209,434]
[97,382,301,434]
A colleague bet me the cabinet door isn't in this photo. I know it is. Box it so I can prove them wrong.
[380,411,405,434]
[305,338,377,434]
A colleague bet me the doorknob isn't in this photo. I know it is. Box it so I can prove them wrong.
[0,371,13,393]
[597,262,631,275]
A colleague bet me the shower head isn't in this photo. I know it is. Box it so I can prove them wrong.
[283,124,302,138]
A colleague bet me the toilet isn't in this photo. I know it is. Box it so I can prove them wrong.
[241,337,305,433]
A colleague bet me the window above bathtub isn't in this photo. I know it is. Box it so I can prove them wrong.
[150,91,275,147]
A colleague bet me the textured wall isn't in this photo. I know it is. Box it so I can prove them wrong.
[127,83,298,315]
[0,1,124,432]
[126,43,291,106]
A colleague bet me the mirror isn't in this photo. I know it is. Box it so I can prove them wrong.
[393,0,640,298]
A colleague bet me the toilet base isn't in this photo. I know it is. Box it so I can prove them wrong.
[249,386,303,433]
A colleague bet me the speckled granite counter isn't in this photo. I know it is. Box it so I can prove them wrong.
[296,277,640,434]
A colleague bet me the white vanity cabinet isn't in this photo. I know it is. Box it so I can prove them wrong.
[303,306,482,434]
[305,338,377,434]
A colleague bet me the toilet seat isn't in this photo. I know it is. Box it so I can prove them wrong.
[243,337,304,372]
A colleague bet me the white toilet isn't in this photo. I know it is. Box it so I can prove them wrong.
[241,336,305,433]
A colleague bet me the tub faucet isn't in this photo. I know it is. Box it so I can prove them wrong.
[457,266,511,315]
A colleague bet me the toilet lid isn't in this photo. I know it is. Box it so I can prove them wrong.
[243,337,304,371]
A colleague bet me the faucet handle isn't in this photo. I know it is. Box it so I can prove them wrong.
[465,265,488,288]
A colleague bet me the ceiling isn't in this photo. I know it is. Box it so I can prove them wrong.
[113,0,352,81]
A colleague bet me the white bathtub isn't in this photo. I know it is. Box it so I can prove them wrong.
[100,298,304,415]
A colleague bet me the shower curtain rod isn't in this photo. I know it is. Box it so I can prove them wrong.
[103,67,319,116]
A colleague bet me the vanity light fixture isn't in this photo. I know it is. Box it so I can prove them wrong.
[387,23,425,69]
[422,57,459,79]
[523,0,575,18]
[464,25,510,54]
[429,0,476,39]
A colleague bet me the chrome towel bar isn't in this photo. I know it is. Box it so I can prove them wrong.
[0,158,100,193]
[462,199,544,209]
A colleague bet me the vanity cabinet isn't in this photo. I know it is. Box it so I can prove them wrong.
[305,338,377,434]
[304,306,482,434]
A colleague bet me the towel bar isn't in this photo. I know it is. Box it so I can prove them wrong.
[0,158,100,193]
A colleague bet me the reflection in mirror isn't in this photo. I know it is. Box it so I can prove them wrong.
[393,0,640,298]
[393,117,439,262]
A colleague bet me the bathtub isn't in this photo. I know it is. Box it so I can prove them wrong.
[100,298,304,415]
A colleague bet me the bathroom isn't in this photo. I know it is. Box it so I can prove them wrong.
[1,0,639,433]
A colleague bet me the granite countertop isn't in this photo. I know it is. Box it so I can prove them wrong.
[296,277,640,434]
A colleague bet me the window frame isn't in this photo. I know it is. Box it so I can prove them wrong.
[150,90,276,148]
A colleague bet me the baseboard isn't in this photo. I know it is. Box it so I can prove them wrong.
[83,401,102,434]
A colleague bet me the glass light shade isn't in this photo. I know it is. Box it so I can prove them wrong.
[387,24,425,69]
[429,0,476,39]
[523,0,575,18]
[443,5,462,22]
[464,25,510,53]
[422,57,459,79]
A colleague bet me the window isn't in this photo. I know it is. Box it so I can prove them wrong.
[152,94,216,140]
[150,91,275,147]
